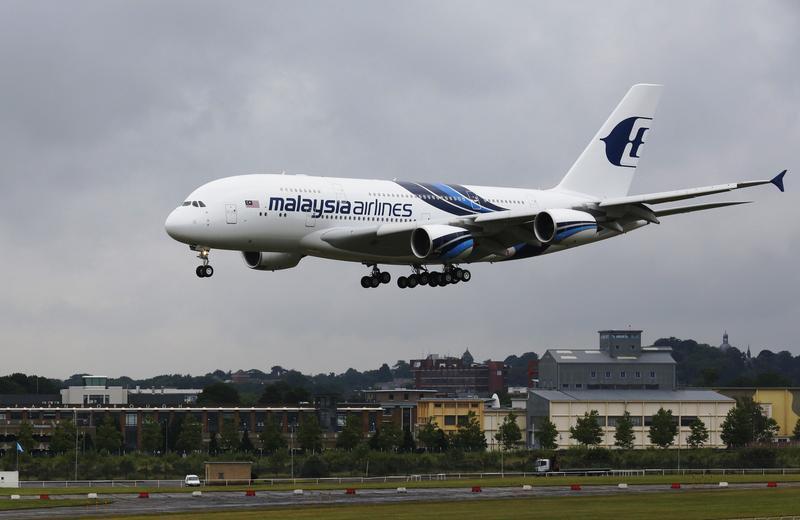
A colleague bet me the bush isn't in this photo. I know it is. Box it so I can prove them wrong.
[300,455,329,478]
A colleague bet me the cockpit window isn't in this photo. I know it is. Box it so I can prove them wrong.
[192,201,199,207]
[182,201,191,206]
[198,201,206,207]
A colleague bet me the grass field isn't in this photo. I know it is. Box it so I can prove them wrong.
[5,472,800,496]
[0,498,110,511]
[96,488,800,520]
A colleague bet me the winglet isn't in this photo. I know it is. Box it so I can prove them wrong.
[771,170,786,192]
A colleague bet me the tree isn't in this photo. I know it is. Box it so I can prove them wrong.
[141,417,162,454]
[197,383,240,406]
[240,429,255,453]
[95,415,122,454]
[219,419,241,452]
[401,428,416,452]
[208,432,219,455]
[50,419,76,454]
[258,381,310,405]
[687,418,709,448]
[569,410,602,447]
[721,397,780,448]
[614,411,635,450]
[336,414,364,450]
[648,408,678,449]
[259,418,286,454]
[495,412,522,450]
[793,419,800,441]
[452,411,487,452]
[369,423,402,451]
[417,420,439,452]
[16,421,35,453]
[537,418,558,450]
[297,414,322,452]
[175,414,203,453]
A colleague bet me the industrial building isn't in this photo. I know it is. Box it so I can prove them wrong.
[527,389,735,449]
[537,330,676,391]
[715,387,800,440]
[410,354,507,396]
[59,375,201,406]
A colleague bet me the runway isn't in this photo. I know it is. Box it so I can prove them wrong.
[3,481,797,519]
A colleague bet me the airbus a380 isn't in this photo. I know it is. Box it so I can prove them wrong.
[165,84,786,289]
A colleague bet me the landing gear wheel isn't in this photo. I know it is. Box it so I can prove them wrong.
[418,272,429,285]
[196,266,205,278]
[430,272,441,285]
[454,268,464,280]
[397,276,408,289]
[380,272,391,284]
[407,274,419,288]
[443,271,453,284]
[429,278,439,287]
[461,270,471,282]
[361,276,371,288]
[203,265,214,277]
[370,276,381,288]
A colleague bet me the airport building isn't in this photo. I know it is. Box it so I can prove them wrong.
[361,388,438,432]
[59,375,201,407]
[527,389,735,449]
[416,397,485,435]
[537,330,676,391]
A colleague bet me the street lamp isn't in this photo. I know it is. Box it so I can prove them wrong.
[290,424,295,481]
[74,409,78,482]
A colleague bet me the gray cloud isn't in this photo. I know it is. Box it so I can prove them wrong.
[1,1,797,378]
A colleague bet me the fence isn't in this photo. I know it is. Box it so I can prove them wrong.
[17,468,800,488]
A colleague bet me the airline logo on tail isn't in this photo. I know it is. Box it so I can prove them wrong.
[601,116,652,168]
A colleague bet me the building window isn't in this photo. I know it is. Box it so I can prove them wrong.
[590,370,596,378]
[562,383,569,389]
[575,383,583,389]
[620,371,626,379]
[457,415,468,427]
[388,394,394,400]
[444,415,456,426]
[649,371,656,378]
[635,371,641,379]
[125,414,137,427]
[404,393,409,400]
[605,371,611,378]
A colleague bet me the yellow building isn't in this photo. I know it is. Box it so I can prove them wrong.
[716,388,800,438]
[416,398,485,434]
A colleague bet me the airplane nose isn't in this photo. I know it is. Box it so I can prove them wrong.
[165,209,193,243]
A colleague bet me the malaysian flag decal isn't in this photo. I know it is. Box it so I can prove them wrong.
[245,200,260,208]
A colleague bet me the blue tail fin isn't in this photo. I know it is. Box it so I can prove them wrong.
[771,170,786,192]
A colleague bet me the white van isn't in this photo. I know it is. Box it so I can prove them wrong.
[184,474,201,487]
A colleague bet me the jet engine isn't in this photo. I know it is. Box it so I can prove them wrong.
[410,225,474,261]
[242,251,302,271]
[533,209,598,245]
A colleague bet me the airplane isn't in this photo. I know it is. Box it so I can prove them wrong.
[165,84,786,289]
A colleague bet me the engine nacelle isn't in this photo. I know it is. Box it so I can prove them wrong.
[533,209,597,245]
[411,225,474,261]
[242,251,302,271]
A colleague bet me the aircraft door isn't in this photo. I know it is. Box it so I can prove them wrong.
[225,203,237,224]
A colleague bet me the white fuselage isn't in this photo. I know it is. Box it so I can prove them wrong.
[164,174,623,266]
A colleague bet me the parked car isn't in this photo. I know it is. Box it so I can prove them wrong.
[184,474,201,487]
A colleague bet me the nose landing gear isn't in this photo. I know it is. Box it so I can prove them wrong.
[195,249,214,278]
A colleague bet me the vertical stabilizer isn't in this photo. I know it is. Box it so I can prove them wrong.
[555,84,662,199]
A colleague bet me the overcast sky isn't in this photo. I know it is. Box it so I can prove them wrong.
[1,1,797,379]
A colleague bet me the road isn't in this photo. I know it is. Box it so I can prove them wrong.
[2,481,796,519]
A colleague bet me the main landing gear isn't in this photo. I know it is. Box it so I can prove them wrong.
[360,265,391,288]
[195,249,214,278]
[397,265,471,289]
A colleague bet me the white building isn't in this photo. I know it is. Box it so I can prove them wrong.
[528,389,735,449]
[60,376,127,405]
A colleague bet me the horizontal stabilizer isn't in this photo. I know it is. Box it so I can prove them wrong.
[653,201,752,218]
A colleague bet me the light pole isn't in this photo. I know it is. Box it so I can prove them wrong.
[74,409,78,482]
[290,424,295,481]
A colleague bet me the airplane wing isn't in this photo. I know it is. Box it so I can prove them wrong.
[598,170,785,208]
